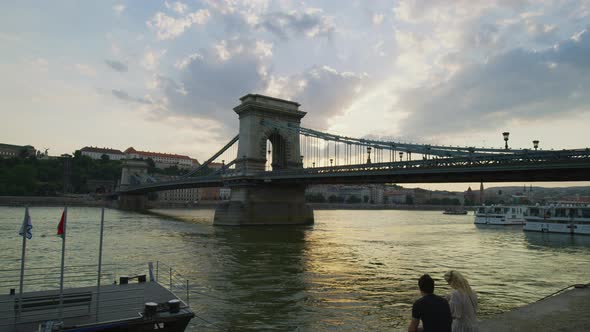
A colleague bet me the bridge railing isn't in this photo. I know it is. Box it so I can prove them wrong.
[250,148,590,177]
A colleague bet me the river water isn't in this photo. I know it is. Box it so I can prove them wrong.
[1,207,589,331]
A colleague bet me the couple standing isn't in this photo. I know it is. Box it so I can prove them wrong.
[408,271,478,332]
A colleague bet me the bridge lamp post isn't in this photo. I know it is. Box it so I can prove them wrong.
[533,140,539,151]
[399,151,404,161]
[330,158,333,167]
[366,147,372,164]
[502,132,510,150]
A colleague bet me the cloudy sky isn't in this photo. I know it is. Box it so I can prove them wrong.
[1,0,589,189]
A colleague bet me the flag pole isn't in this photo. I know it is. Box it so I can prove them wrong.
[17,207,30,318]
[58,207,67,320]
[96,207,105,318]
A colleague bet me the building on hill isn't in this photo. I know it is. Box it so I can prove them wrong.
[124,147,198,169]
[0,143,36,158]
[79,146,126,160]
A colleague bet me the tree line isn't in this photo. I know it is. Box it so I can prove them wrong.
[0,152,187,196]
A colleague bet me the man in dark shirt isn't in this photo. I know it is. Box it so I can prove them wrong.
[408,274,452,332]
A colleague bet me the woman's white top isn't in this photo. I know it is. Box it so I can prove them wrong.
[449,289,479,332]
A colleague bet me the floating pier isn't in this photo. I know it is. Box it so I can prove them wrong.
[0,281,194,331]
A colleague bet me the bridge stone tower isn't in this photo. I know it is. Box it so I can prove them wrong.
[214,94,314,225]
[118,160,149,210]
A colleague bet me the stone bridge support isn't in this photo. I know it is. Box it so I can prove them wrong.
[214,184,313,225]
[118,160,149,210]
[214,94,314,225]
[118,193,148,210]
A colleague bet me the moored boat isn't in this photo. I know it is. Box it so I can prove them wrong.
[524,204,590,235]
[443,208,468,215]
[474,205,526,225]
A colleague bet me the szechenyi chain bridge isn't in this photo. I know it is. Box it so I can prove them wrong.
[117,94,590,225]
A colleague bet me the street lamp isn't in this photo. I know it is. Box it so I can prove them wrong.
[502,132,510,150]
[366,147,372,164]
[399,151,404,161]
[330,158,333,167]
[533,140,539,151]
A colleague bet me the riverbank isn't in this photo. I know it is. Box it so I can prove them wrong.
[0,195,114,207]
[310,203,470,211]
[480,285,590,331]
[0,196,470,211]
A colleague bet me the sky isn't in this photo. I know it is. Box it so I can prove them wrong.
[1,0,589,191]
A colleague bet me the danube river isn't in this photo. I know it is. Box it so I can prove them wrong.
[1,207,589,331]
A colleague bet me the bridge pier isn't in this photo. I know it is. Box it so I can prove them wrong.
[214,183,313,225]
[118,193,148,210]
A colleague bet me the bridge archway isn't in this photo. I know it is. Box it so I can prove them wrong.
[265,130,289,171]
[234,94,306,173]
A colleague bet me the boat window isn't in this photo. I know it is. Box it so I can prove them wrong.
[555,209,567,217]
[582,209,590,218]
[529,208,540,216]
[477,208,485,213]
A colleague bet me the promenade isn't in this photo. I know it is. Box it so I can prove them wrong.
[480,285,590,331]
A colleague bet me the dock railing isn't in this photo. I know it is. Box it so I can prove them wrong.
[154,260,191,307]
[0,263,146,327]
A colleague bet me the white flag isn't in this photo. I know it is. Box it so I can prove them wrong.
[18,208,33,240]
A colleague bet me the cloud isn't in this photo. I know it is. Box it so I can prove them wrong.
[279,66,366,129]
[157,43,269,126]
[104,59,128,72]
[258,8,335,40]
[113,4,125,15]
[165,1,189,14]
[111,89,152,104]
[174,53,204,69]
[157,37,364,131]
[147,9,210,40]
[372,13,385,25]
[397,29,590,136]
[75,64,96,76]
[141,49,167,71]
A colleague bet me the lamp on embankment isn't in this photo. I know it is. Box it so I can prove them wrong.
[533,140,539,151]
[366,147,372,164]
[502,132,510,150]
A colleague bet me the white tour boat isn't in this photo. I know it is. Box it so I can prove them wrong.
[524,204,590,235]
[474,205,526,225]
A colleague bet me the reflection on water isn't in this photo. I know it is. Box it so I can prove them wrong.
[524,231,590,249]
[1,207,589,331]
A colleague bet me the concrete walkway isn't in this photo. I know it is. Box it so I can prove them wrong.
[480,285,590,332]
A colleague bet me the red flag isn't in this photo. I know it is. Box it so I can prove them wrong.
[57,211,65,238]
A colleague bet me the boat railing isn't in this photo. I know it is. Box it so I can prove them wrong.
[155,260,191,307]
[0,263,149,327]
[0,263,119,293]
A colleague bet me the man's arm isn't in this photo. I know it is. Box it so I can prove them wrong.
[408,318,419,332]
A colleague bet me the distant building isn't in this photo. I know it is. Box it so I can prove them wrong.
[158,188,200,203]
[0,143,35,158]
[79,146,126,160]
[384,188,412,204]
[124,147,198,169]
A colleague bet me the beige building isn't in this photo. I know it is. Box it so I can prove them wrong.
[124,147,198,169]
[80,146,126,160]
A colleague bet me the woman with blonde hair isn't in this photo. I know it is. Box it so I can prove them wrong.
[443,270,479,332]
